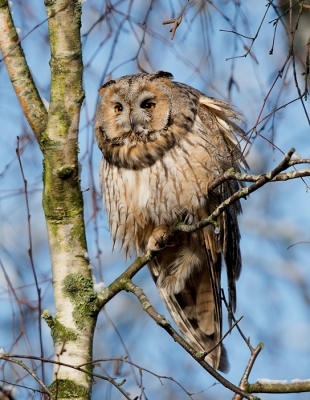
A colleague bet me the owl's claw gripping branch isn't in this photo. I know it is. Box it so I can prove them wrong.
[147,225,170,251]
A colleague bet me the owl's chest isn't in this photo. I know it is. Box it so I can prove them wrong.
[114,146,212,225]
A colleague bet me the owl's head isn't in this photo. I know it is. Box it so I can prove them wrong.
[95,71,199,170]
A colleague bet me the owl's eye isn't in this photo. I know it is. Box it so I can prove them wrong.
[114,104,123,113]
[141,100,156,109]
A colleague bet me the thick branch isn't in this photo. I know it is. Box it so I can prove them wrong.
[96,251,154,307]
[41,1,93,398]
[249,380,310,394]
[0,0,47,140]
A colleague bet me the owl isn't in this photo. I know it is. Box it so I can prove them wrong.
[95,71,246,372]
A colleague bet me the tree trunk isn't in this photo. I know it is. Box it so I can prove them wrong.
[41,1,97,398]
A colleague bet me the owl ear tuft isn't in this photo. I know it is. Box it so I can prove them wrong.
[149,71,174,81]
[99,79,116,95]
[148,71,174,87]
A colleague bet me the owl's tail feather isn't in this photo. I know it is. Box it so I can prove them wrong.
[156,276,228,372]
[148,235,229,372]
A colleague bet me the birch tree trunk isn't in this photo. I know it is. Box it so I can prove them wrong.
[41,1,98,399]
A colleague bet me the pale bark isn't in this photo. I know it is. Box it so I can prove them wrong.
[41,1,96,399]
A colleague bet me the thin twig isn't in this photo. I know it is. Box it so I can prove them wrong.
[221,289,252,351]
[233,344,264,400]
[162,0,189,40]
[0,354,131,400]
[177,149,297,234]
[222,0,274,61]
[200,317,244,360]
[16,137,45,385]
[0,357,52,398]
[208,166,310,193]
[0,379,47,397]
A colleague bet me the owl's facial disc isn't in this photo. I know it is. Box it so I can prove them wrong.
[95,79,187,169]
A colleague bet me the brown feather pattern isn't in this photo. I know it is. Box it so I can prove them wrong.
[95,71,246,371]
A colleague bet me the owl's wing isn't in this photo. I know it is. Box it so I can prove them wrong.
[197,93,246,316]
[148,219,230,372]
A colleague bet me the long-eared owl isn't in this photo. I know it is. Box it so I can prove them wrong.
[95,71,246,371]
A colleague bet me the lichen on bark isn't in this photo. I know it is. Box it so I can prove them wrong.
[62,273,99,330]
[49,379,89,399]
[42,310,78,344]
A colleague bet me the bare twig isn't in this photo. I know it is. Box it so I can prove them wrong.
[221,289,252,351]
[287,241,310,250]
[0,356,52,398]
[0,379,47,397]
[233,344,264,400]
[208,166,310,193]
[81,357,213,399]
[199,317,244,360]
[221,0,274,61]
[16,137,45,385]
[0,353,131,400]
[177,149,298,234]
[162,0,189,40]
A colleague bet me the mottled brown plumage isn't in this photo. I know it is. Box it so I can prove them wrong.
[95,71,246,371]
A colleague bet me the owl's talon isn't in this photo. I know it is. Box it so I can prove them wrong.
[147,225,170,251]
[183,213,194,225]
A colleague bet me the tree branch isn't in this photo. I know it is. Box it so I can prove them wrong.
[248,380,310,394]
[177,148,305,234]
[233,344,264,400]
[0,0,47,140]
[0,355,53,398]
[97,149,310,310]
[123,280,260,400]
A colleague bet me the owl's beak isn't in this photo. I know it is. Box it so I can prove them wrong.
[129,115,138,132]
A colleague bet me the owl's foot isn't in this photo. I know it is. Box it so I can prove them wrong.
[173,208,194,225]
[147,225,170,251]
